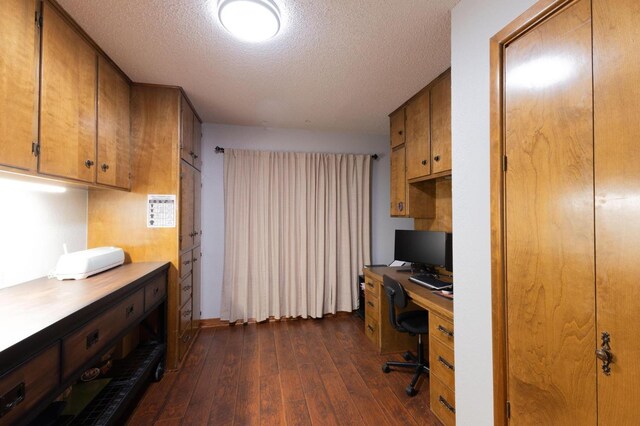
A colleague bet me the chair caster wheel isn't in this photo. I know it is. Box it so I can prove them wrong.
[406,386,417,397]
[403,351,412,361]
[154,360,165,382]
[382,364,391,373]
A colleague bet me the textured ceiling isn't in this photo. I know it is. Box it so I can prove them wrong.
[58,0,459,135]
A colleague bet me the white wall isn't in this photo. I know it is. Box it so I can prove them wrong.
[0,176,87,289]
[451,0,536,423]
[200,124,413,319]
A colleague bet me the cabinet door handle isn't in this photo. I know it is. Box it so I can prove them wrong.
[421,159,427,166]
[434,155,441,162]
[153,287,160,296]
[367,325,375,332]
[183,260,191,265]
[437,325,454,338]
[366,282,374,289]
[125,304,135,318]
[0,382,25,417]
[439,396,456,414]
[438,356,455,371]
[101,163,109,172]
[85,159,95,168]
[398,202,404,212]
[398,130,403,135]
[86,330,100,349]
[367,301,374,307]
[182,333,191,343]
[183,310,192,318]
[183,285,192,292]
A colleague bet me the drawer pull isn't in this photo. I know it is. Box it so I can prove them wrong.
[153,287,160,295]
[439,396,456,414]
[366,282,374,288]
[183,260,191,265]
[182,310,192,318]
[438,356,455,371]
[126,304,135,318]
[367,325,375,333]
[193,257,198,263]
[86,330,100,349]
[183,285,192,292]
[0,382,25,418]
[437,325,454,338]
[182,333,191,343]
[367,301,374,307]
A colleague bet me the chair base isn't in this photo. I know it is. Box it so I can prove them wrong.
[382,334,429,397]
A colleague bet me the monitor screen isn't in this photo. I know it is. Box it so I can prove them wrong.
[394,230,453,271]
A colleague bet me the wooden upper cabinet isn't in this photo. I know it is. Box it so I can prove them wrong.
[0,0,39,172]
[430,71,452,174]
[97,57,130,189]
[180,163,194,252]
[180,97,194,165]
[405,90,431,180]
[40,1,97,183]
[390,108,405,149]
[390,146,407,216]
[193,117,202,171]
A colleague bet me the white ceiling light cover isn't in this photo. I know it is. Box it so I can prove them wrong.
[218,0,281,42]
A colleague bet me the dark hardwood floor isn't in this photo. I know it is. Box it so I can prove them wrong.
[128,315,443,425]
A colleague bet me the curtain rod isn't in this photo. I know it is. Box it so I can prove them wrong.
[214,146,379,160]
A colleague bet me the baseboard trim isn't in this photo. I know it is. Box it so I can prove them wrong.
[199,318,229,328]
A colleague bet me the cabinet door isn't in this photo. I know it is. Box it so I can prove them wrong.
[97,57,130,189]
[0,0,38,172]
[430,71,451,174]
[191,249,201,329]
[180,97,194,165]
[504,1,596,423]
[390,146,407,216]
[593,0,640,422]
[193,117,202,170]
[389,108,405,149]
[193,169,201,246]
[180,163,194,252]
[40,1,97,183]
[405,91,430,180]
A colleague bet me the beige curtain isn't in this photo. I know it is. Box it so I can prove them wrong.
[221,149,371,323]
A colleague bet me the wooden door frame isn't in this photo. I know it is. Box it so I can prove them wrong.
[489,0,582,424]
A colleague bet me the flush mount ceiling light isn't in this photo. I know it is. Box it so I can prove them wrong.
[218,0,281,42]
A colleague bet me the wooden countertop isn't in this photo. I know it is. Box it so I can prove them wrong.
[364,266,454,321]
[0,262,169,362]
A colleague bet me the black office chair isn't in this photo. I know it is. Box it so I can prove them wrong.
[381,275,429,396]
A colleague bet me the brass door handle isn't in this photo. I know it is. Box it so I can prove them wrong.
[596,331,613,375]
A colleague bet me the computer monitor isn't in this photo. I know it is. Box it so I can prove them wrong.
[394,230,453,272]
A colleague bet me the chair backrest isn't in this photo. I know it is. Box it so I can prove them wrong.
[383,275,408,331]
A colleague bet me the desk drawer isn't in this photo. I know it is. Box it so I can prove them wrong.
[63,289,144,379]
[0,344,59,424]
[364,292,379,318]
[179,297,193,336]
[364,314,378,344]
[179,274,193,308]
[431,374,456,426]
[430,337,455,391]
[180,252,192,280]
[429,312,454,349]
[364,278,379,297]
[144,273,166,312]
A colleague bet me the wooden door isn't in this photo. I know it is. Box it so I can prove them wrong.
[97,57,130,189]
[180,163,194,252]
[193,117,202,171]
[390,108,405,149]
[40,1,97,183]
[405,91,430,180]
[503,0,596,423]
[593,0,640,422]
[0,0,39,171]
[191,249,201,328]
[193,169,202,247]
[390,146,407,216]
[430,71,451,174]
[180,97,194,165]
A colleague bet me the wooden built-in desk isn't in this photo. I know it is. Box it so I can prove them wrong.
[363,266,455,426]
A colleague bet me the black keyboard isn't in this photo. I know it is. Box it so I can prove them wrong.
[409,274,453,290]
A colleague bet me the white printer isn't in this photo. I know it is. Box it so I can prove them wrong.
[55,247,125,280]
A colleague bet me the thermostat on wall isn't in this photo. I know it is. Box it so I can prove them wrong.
[55,247,125,280]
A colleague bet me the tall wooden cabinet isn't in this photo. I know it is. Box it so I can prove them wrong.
[88,85,202,369]
[493,0,640,423]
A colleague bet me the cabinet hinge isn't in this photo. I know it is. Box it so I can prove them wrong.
[32,142,40,157]
[503,155,508,172]
[35,11,43,29]
[506,401,511,419]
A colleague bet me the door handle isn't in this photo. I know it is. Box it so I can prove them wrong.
[596,331,613,375]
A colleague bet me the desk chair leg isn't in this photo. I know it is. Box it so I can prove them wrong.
[382,334,430,396]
